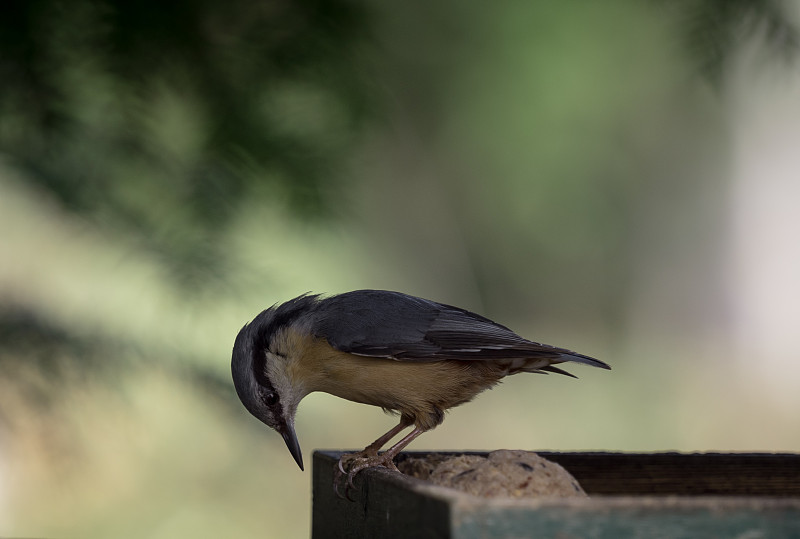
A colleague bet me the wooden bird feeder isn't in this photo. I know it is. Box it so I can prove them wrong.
[312,450,800,538]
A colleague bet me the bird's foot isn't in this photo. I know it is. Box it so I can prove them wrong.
[333,451,401,500]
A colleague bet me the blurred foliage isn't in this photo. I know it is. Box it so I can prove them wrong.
[668,0,799,83]
[0,0,372,284]
[0,0,797,286]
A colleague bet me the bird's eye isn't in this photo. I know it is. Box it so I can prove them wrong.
[262,392,279,406]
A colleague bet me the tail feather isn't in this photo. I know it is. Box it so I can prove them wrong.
[540,365,579,378]
[558,351,610,370]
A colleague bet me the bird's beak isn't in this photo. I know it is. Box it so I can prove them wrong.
[281,422,304,471]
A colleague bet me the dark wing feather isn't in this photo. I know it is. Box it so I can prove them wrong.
[310,290,609,369]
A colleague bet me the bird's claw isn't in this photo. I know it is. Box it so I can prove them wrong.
[333,470,357,501]
[333,451,401,500]
[346,471,358,491]
[333,452,363,500]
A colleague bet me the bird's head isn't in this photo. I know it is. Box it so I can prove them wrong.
[231,295,320,471]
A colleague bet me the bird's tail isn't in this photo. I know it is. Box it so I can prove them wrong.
[517,350,609,378]
[559,351,611,370]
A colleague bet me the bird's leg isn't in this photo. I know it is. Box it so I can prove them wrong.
[334,417,421,499]
[344,425,425,488]
[336,417,411,474]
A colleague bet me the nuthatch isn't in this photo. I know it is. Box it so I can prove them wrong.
[231,290,609,486]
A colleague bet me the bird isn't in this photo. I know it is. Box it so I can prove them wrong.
[230,289,609,492]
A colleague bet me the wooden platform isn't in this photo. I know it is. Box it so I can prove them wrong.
[312,450,800,538]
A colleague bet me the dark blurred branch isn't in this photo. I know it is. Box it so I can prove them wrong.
[666,0,799,82]
[0,305,241,426]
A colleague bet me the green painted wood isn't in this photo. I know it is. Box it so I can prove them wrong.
[452,501,800,539]
[312,451,800,539]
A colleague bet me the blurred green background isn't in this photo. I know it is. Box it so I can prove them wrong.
[2,0,800,537]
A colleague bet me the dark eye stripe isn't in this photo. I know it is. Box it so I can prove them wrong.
[251,295,317,389]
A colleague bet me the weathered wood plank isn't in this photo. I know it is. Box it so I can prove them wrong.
[537,451,800,496]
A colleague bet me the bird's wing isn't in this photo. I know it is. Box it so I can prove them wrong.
[310,290,609,369]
